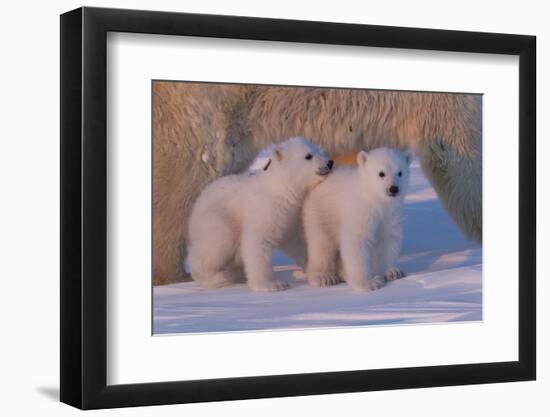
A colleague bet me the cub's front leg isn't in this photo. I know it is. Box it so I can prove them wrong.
[375,217,405,282]
[340,231,386,292]
[305,219,341,288]
[241,229,289,292]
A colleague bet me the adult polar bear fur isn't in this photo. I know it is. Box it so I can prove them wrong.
[187,137,333,292]
[304,148,411,292]
[153,82,481,285]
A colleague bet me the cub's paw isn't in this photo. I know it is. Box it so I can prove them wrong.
[307,272,341,288]
[251,280,290,292]
[369,275,387,290]
[384,268,406,281]
[349,276,386,292]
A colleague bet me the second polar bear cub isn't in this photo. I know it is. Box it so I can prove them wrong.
[188,137,333,292]
[304,147,411,292]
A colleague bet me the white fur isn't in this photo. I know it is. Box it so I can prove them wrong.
[153,84,481,285]
[303,147,411,292]
[187,137,332,292]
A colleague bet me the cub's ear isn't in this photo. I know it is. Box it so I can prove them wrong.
[404,149,413,166]
[356,150,368,166]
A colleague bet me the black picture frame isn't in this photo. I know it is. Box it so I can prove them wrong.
[60,6,536,410]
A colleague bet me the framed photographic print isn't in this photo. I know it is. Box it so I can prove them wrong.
[60,6,536,410]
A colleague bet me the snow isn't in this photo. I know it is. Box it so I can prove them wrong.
[153,160,482,334]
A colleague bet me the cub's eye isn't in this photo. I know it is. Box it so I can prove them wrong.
[305,154,313,160]
[379,171,385,178]
[398,171,402,177]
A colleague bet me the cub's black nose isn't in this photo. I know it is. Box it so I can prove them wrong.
[327,160,334,169]
[389,185,399,194]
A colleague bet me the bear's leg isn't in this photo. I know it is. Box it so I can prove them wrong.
[201,271,238,288]
[375,220,405,282]
[193,266,246,289]
[416,138,482,242]
[306,237,341,288]
[188,224,238,289]
[190,265,236,289]
[340,233,386,292]
[304,215,340,287]
[241,230,289,292]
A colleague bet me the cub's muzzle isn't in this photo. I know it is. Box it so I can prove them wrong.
[387,185,399,197]
[317,160,334,176]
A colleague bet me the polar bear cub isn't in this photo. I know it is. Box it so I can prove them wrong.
[187,137,333,292]
[303,147,411,292]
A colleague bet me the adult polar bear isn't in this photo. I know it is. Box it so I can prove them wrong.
[153,82,482,285]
